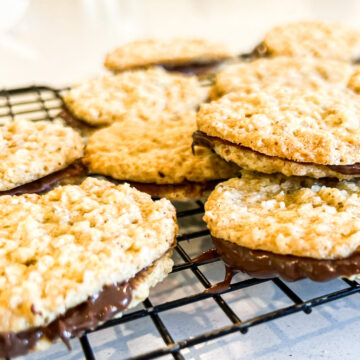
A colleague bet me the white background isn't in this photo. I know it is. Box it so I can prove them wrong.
[2,0,360,88]
[2,1,360,359]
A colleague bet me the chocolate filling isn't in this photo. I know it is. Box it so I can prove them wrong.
[0,271,138,358]
[98,175,222,199]
[0,161,87,196]
[239,42,270,60]
[212,236,360,282]
[160,60,223,76]
[127,179,221,198]
[192,130,360,175]
[59,107,98,132]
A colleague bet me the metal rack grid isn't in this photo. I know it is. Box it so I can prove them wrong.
[1,86,360,360]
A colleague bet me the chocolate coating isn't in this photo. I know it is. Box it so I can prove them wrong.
[0,276,135,358]
[0,161,87,196]
[212,236,360,282]
[192,130,360,175]
[59,107,97,132]
[161,60,222,76]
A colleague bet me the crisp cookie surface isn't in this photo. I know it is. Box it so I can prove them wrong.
[212,140,360,180]
[212,56,354,98]
[104,38,233,71]
[83,111,239,184]
[0,177,177,332]
[197,87,360,165]
[63,68,209,126]
[204,171,360,260]
[262,21,360,61]
[0,120,84,191]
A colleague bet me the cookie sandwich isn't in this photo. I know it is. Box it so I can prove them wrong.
[248,21,360,62]
[62,67,208,127]
[0,177,177,358]
[104,38,234,75]
[83,111,239,200]
[211,56,354,99]
[0,119,85,196]
[194,86,360,179]
[203,171,360,283]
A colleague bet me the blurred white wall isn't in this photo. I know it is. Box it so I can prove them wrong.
[1,0,360,87]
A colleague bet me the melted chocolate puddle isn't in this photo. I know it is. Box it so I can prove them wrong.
[192,130,360,176]
[191,249,237,294]
[191,248,219,264]
[205,265,239,294]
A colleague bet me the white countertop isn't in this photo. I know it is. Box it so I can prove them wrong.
[2,0,360,359]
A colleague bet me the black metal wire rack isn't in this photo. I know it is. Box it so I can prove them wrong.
[1,86,360,360]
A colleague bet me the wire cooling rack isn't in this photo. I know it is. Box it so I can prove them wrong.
[1,86,360,360]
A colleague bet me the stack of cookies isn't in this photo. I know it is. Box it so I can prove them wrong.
[193,21,360,287]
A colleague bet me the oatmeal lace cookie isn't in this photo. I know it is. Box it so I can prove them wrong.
[253,21,360,61]
[83,111,239,200]
[195,86,360,179]
[63,68,209,126]
[204,171,360,282]
[0,177,177,357]
[104,38,234,73]
[212,56,354,99]
[0,119,84,192]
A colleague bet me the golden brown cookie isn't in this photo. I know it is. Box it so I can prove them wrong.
[255,21,360,61]
[0,120,84,192]
[63,68,209,126]
[196,87,360,179]
[204,171,360,260]
[83,111,239,200]
[0,177,177,357]
[212,56,354,98]
[104,38,233,73]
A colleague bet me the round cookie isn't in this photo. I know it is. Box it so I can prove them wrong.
[63,68,209,126]
[0,119,84,192]
[204,171,360,260]
[196,86,360,178]
[212,56,354,98]
[104,38,233,73]
[0,177,177,357]
[255,21,360,61]
[83,111,239,200]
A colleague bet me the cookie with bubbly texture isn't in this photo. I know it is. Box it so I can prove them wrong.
[0,177,177,357]
[204,171,360,260]
[197,87,360,171]
[63,68,209,126]
[212,56,354,98]
[0,120,84,192]
[83,111,239,200]
[256,21,360,61]
[104,38,233,72]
